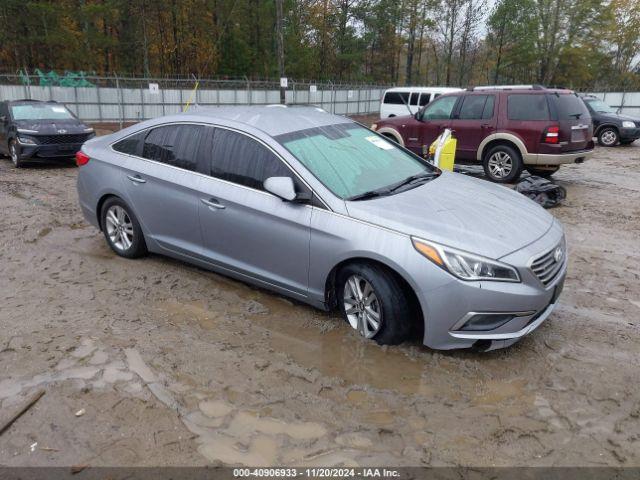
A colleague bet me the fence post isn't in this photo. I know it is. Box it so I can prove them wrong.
[96,80,103,123]
[330,81,335,114]
[73,85,79,118]
[140,82,145,120]
[245,76,251,106]
[114,72,123,130]
[161,83,166,116]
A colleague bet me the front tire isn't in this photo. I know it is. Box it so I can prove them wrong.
[337,263,414,345]
[526,166,559,178]
[483,144,523,183]
[9,139,24,168]
[100,197,147,258]
[598,127,619,147]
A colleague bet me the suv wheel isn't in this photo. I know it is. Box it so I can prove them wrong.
[9,139,24,168]
[598,128,619,147]
[101,197,148,259]
[337,263,414,345]
[526,166,559,178]
[483,144,523,183]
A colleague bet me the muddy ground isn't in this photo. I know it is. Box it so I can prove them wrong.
[0,137,639,467]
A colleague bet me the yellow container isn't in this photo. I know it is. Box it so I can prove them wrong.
[438,137,457,171]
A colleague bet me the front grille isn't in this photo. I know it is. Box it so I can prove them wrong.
[34,133,92,145]
[531,240,565,286]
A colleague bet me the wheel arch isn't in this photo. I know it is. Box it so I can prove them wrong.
[594,123,619,136]
[323,256,424,335]
[477,133,527,162]
[376,127,405,146]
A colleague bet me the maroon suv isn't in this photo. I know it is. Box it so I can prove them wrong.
[372,86,594,182]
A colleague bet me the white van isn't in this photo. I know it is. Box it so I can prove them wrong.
[379,87,462,118]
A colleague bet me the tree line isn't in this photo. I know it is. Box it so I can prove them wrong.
[0,0,638,89]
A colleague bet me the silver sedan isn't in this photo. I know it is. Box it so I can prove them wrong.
[76,106,566,351]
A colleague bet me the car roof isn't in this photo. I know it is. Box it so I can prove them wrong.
[162,105,353,137]
[384,87,462,93]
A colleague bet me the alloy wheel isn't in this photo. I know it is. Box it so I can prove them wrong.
[105,205,134,252]
[343,275,382,338]
[487,151,513,179]
[600,130,617,146]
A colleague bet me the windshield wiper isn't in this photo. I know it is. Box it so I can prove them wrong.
[387,172,439,193]
[348,188,393,201]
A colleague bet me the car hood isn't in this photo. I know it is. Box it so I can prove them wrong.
[14,119,90,134]
[344,172,554,259]
[595,112,640,123]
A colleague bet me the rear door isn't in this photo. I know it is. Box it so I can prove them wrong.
[448,94,496,161]
[548,93,592,151]
[196,127,312,297]
[119,124,205,256]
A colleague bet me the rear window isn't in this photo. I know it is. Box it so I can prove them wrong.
[550,93,590,120]
[508,94,550,121]
[383,91,409,105]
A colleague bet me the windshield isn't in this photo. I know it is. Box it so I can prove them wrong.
[584,98,615,114]
[276,123,435,200]
[11,103,75,121]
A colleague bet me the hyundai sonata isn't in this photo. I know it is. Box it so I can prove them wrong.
[76,106,566,351]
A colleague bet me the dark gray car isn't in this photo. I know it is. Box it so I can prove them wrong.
[76,106,567,351]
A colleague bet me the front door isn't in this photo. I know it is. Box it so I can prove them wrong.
[448,94,497,161]
[407,95,460,157]
[197,127,312,297]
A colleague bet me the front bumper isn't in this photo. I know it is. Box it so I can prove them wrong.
[412,220,566,351]
[17,142,82,161]
[620,128,640,142]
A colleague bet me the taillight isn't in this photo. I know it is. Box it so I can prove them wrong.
[76,151,90,166]
[544,125,560,144]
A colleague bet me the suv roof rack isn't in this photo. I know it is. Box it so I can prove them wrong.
[10,99,57,103]
[470,85,547,91]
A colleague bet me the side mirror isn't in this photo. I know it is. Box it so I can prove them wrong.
[264,176,297,201]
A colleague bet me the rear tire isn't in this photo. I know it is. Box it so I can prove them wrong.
[337,263,415,345]
[482,144,523,183]
[598,127,619,147]
[526,166,559,178]
[100,197,147,259]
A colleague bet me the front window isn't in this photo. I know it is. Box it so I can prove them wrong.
[421,95,458,120]
[276,123,436,200]
[11,103,75,121]
[584,98,615,114]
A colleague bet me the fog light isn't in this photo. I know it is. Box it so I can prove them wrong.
[460,314,515,331]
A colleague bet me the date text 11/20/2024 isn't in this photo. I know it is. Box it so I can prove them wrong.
[233,468,401,478]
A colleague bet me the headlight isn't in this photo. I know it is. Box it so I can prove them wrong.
[17,128,39,134]
[370,123,378,130]
[83,127,94,132]
[622,121,635,128]
[412,237,521,282]
[17,136,37,145]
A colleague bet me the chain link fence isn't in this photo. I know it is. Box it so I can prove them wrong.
[0,74,389,125]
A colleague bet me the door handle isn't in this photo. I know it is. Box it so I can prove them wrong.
[201,198,225,210]
[127,174,146,184]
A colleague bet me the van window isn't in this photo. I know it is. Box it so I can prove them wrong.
[383,91,409,105]
[409,92,419,106]
[419,94,431,106]
[507,94,550,121]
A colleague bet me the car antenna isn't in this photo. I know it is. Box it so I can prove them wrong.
[400,90,413,116]
[183,74,200,112]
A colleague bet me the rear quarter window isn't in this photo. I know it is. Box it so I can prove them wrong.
[113,131,146,156]
[383,92,409,105]
[507,94,550,121]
